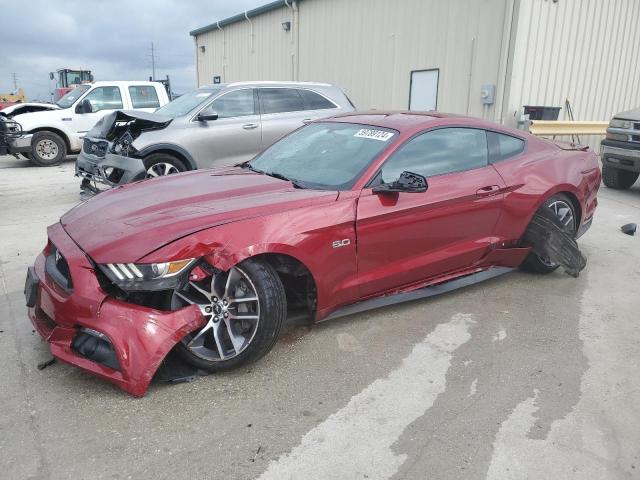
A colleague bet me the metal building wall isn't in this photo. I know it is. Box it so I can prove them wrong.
[194,0,512,120]
[505,0,640,148]
[194,6,294,86]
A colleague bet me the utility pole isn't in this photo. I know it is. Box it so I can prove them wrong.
[150,42,156,81]
[10,72,18,91]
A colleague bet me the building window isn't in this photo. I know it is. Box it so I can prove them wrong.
[409,69,439,111]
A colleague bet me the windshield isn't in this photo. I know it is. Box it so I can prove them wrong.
[56,84,91,108]
[250,122,398,190]
[155,88,222,118]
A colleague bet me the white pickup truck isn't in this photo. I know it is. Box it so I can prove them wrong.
[6,81,170,166]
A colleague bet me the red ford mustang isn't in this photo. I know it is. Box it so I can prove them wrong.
[25,112,601,396]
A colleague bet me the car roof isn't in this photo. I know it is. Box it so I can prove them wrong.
[91,81,161,87]
[322,110,522,136]
[198,81,336,90]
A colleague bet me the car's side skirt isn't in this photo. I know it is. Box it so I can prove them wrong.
[323,266,513,321]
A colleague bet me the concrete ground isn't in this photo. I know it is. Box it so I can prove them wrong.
[1,154,639,480]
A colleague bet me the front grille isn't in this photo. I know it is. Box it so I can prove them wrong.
[632,135,640,143]
[83,138,108,157]
[46,243,73,291]
[634,122,640,131]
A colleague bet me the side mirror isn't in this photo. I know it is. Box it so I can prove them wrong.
[197,111,219,122]
[76,99,93,114]
[372,171,428,194]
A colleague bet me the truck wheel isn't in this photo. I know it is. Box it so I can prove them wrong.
[143,153,186,178]
[30,131,67,166]
[602,163,639,190]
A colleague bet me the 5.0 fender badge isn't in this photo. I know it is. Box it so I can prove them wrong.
[332,239,351,248]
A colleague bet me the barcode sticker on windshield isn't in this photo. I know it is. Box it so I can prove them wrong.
[354,129,394,142]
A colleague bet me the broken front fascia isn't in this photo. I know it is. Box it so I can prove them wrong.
[76,110,173,188]
[76,152,146,188]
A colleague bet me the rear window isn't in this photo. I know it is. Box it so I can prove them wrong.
[128,86,160,109]
[260,88,305,114]
[488,131,525,163]
[298,89,336,110]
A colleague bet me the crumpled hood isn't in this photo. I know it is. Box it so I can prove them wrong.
[0,103,58,119]
[61,168,338,263]
[87,110,173,140]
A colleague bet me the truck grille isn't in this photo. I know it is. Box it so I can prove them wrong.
[83,138,109,157]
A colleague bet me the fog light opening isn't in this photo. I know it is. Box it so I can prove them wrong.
[72,328,120,371]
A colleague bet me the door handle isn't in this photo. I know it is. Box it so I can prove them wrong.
[476,185,501,197]
[242,123,258,130]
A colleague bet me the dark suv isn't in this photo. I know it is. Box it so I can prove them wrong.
[600,108,640,189]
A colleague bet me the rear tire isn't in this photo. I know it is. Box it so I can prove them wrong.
[174,258,287,372]
[520,193,577,274]
[143,153,186,178]
[602,163,639,190]
[30,131,66,166]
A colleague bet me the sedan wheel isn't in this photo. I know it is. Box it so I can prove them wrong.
[177,267,260,361]
[173,259,287,371]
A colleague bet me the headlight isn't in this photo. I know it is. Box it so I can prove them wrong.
[99,259,195,291]
[609,118,633,129]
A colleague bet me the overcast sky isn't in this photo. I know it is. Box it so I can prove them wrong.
[0,0,266,101]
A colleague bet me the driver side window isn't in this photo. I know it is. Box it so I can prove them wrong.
[381,128,488,183]
[82,86,123,112]
[204,89,255,119]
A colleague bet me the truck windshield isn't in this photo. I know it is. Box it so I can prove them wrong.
[155,88,222,118]
[250,122,398,190]
[56,85,91,108]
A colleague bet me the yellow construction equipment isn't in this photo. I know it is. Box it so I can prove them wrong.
[0,88,27,103]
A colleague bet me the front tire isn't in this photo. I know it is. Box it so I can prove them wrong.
[602,163,639,190]
[520,194,577,274]
[143,153,186,178]
[174,259,286,372]
[30,131,66,166]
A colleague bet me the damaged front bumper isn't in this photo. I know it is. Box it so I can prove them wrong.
[0,117,30,155]
[26,222,205,396]
[75,110,172,192]
[7,133,32,153]
[76,148,146,190]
